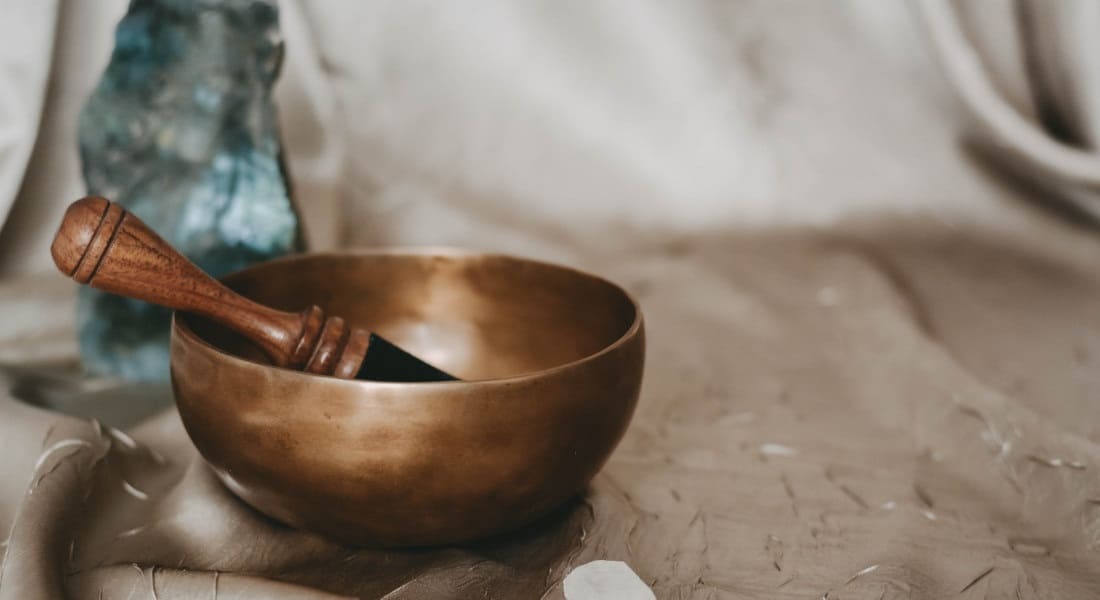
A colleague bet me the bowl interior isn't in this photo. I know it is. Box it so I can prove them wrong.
[183,251,638,380]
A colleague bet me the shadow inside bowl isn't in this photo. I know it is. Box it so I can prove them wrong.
[183,250,638,381]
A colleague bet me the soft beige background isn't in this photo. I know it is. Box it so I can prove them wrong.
[3,1,1099,274]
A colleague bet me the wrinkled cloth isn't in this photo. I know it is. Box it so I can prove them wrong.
[3,207,1100,598]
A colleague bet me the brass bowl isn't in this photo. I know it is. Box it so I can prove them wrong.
[170,249,644,547]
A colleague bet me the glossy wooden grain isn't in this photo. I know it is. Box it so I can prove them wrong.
[52,197,370,377]
[170,250,645,546]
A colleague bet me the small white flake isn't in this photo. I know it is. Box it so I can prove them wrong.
[116,526,146,538]
[564,561,655,600]
[122,480,149,501]
[108,427,139,449]
[1009,540,1049,556]
[922,510,937,521]
[1027,454,1087,470]
[880,501,897,510]
[846,564,879,584]
[759,443,798,457]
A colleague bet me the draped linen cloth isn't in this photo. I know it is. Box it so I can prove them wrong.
[4,210,1100,598]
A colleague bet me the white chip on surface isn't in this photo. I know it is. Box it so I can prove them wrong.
[564,560,655,600]
[758,443,798,457]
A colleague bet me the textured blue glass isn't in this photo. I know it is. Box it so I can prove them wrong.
[77,0,301,381]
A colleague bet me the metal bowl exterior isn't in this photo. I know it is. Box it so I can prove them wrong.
[169,250,644,547]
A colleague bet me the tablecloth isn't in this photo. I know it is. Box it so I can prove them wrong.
[3,203,1100,598]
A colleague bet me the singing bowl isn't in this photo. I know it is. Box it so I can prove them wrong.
[170,249,644,547]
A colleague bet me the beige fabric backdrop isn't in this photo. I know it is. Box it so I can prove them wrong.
[4,1,1100,271]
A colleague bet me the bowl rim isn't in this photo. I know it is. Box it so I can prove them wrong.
[171,246,644,389]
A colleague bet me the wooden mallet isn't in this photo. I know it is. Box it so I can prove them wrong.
[51,196,456,382]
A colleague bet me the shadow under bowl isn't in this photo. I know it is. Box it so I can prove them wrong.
[170,249,645,547]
